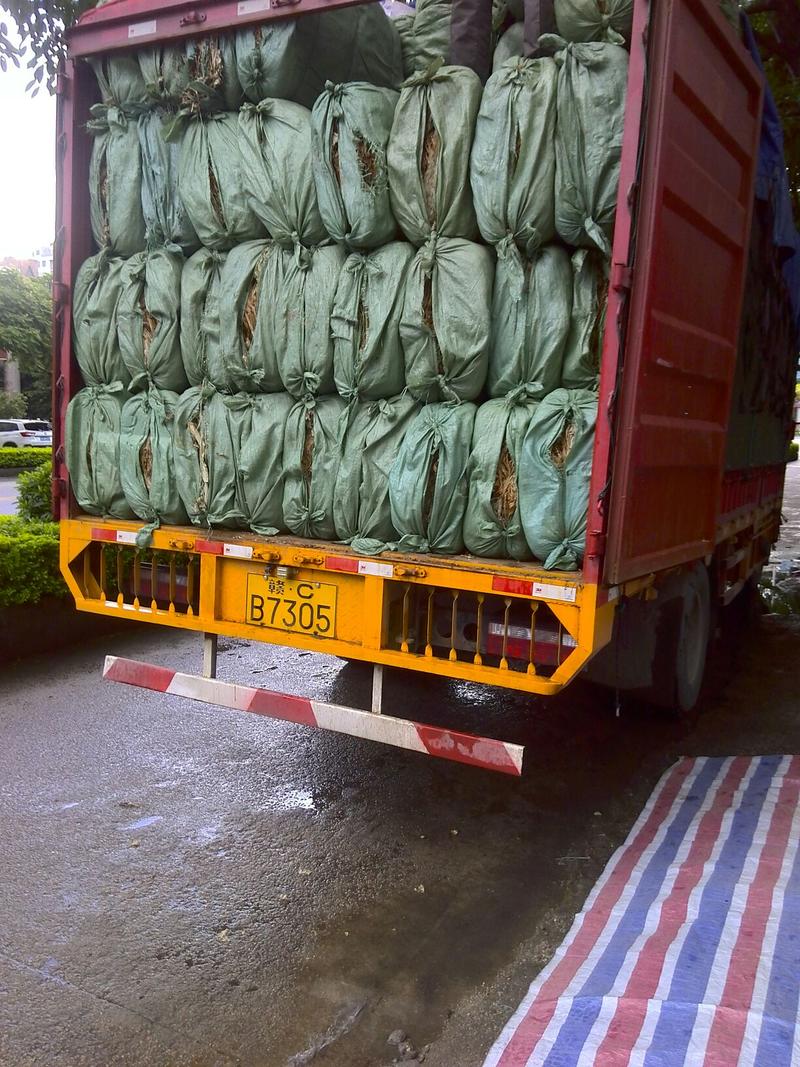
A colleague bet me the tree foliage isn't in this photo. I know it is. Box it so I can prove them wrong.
[0,1,92,94]
[748,1,800,223]
[0,392,27,418]
[0,269,53,418]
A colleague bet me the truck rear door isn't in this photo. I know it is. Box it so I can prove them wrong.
[604,0,763,585]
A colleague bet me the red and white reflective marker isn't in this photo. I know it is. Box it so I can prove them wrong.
[103,656,525,776]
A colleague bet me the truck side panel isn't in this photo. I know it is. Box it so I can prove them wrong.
[604,0,763,585]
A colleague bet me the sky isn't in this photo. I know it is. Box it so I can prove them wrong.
[0,11,56,258]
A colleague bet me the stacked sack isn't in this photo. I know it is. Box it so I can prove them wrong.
[464,6,629,569]
[66,0,629,572]
[67,8,403,547]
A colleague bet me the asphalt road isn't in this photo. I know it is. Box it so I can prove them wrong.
[2,478,800,1067]
[0,475,18,516]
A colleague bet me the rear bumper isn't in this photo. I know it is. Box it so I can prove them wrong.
[61,517,617,697]
[103,655,526,775]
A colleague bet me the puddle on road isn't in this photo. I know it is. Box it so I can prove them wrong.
[121,814,163,832]
[268,786,317,815]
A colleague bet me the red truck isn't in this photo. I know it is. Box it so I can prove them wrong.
[53,0,799,775]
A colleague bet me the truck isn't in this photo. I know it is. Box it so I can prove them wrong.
[53,0,800,776]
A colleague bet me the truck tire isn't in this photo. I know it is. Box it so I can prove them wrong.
[645,562,711,714]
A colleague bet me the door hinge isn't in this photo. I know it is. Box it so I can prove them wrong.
[586,530,607,558]
[611,262,632,293]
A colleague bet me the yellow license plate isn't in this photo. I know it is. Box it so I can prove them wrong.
[245,574,337,638]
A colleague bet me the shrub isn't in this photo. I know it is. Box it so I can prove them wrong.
[0,516,66,607]
[0,447,51,470]
[789,440,798,463]
[17,459,52,521]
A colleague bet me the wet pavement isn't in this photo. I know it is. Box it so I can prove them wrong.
[2,472,800,1067]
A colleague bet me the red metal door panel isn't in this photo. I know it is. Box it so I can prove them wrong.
[604,0,763,585]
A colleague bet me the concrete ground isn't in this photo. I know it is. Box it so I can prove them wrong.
[2,475,800,1067]
[0,473,19,516]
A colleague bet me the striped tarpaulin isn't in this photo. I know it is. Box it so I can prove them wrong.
[484,756,800,1066]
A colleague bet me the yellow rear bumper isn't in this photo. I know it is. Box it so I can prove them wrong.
[60,517,617,696]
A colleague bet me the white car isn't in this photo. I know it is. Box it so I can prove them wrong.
[0,419,52,448]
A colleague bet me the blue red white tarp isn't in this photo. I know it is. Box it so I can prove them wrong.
[484,756,800,1066]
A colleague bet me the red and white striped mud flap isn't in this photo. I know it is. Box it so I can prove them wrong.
[102,656,524,776]
[484,755,800,1066]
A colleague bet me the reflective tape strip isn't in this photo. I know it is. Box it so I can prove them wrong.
[325,557,395,578]
[91,528,137,545]
[194,540,253,559]
[358,560,393,578]
[325,556,360,574]
[194,539,224,555]
[532,582,578,604]
[492,576,534,597]
[103,656,524,776]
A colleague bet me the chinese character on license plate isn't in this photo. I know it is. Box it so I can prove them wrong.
[245,575,337,638]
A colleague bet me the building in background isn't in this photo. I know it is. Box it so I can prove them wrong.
[0,256,38,277]
[0,244,54,278]
[33,244,53,276]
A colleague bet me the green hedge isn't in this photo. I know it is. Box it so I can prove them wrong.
[0,516,67,607]
[0,447,52,470]
[18,460,53,521]
[789,441,798,463]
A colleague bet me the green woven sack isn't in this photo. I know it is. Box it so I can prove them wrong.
[216,240,283,394]
[332,243,414,403]
[407,0,451,70]
[73,253,130,388]
[387,63,481,245]
[65,384,133,519]
[544,36,628,255]
[493,23,525,71]
[471,58,557,254]
[554,0,633,43]
[401,235,493,403]
[89,55,148,111]
[238,99,327,248]
[333,394,419,552]
[88,106,146,256]
[488,240,571,399]
[274,244,346,399]
[176,112,265,251]
[222,391,295,536]
[561,248,608,389]
[138,45,190,108]
[180,249,227,387]
[282,395,347,539]
[463,398,538,559]
[311,82,399,249]
[395,13,419,77]
[120,388,188,546]
[117,250,187,394]
[236,6,402,109]
[389,401,476,554]
[139,36,242,111]
[138,110,199,253]
[517,387,597,570]
[173,386,241,528]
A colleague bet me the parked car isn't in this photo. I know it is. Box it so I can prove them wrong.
[0,419,52,448]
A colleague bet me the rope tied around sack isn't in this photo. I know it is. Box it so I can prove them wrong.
[324,81,347,120]
[402,56,445,89]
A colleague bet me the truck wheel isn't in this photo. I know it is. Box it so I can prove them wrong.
[647,562,711,714]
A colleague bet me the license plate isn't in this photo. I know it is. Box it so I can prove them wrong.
[245,574,337,638]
